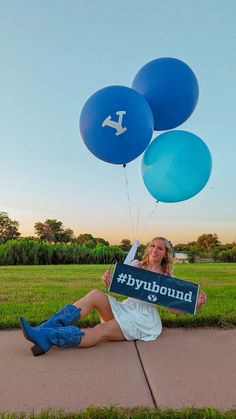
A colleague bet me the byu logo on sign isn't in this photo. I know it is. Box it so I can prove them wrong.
[148,294,158,302]
[102,111,127,136]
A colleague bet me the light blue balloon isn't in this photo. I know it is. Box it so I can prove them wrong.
[80,85,154,165]
[142,130,212,203]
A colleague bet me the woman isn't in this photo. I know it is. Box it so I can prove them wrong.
[20,237,207,356]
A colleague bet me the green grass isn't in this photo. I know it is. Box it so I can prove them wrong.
[0,263,236,329]
[0,407,236,418]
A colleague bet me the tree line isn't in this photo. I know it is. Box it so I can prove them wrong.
[0,211,235,264]
[0,212,139,265]
[174,233,236,263]
[0,212,133,250]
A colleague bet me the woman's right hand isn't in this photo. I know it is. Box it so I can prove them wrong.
[102,270,112,288]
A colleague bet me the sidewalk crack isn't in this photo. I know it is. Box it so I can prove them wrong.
[134,341,157,408]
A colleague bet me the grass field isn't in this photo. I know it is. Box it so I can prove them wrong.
[0,406,236,419]
[0,263,235,329]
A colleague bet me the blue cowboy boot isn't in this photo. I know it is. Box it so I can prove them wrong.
[35,304,81,328]
[20,305,81,354]
[20,317,84,356]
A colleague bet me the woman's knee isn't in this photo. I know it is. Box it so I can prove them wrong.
[87,288,103,300]
[85,289,113,321]
[87,288,105,306]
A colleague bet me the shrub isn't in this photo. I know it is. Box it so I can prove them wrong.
[0,240,127,265]
[215,247,236,262]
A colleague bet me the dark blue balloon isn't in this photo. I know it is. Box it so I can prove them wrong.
[132,57,199,131]
[142,130,212,203]
[80,85,154,165]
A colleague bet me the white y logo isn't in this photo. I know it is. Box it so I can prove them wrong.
[102,111,127,136]
[148,294,158,302]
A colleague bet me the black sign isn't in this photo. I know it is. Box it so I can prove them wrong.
[109,262,199,315]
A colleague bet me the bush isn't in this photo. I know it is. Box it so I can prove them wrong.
[0,240,127,265]
[215,247,236,262]
[187,247,199,263]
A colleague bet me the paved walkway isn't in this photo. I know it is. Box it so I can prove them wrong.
[0,328,235,414]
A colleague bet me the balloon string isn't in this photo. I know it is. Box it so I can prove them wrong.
[135,204,141,241]
[123,164,135,242]
[141,200,159,238]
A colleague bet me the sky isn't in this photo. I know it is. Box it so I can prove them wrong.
[0,0,236,246]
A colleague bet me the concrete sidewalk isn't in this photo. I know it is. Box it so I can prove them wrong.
[0,328,235,414]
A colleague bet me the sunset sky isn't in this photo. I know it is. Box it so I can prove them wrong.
[1,0,236,246]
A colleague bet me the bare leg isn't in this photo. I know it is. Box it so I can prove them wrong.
[78,319,125,348]
[73,289,114,322]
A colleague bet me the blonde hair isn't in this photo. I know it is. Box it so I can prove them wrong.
[140,237,174,276]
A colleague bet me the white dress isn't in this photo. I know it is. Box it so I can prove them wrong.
[108,260,162,341]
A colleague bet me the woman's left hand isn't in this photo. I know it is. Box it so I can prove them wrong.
[197,290,207,309]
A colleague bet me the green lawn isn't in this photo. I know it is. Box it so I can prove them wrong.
[0,406,235,419]
[0,263,235,329]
